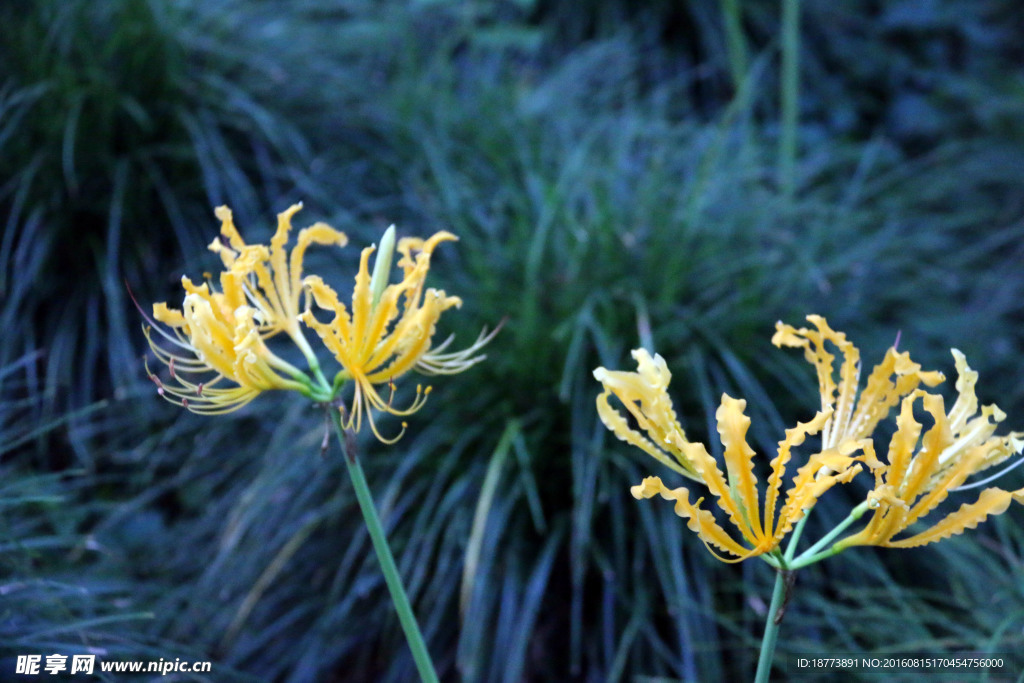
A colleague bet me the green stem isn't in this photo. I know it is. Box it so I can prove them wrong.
[788,545,843,570]
[783,509,812,563]
[778,0,801,200]
[759,550,783,570]
[754,568,788,683]
[789,500,868,570]
[330,411,439,683]
[721,0,748,92]
[293,329,332,395]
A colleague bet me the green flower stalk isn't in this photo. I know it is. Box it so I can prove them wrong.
[144,205,496,682]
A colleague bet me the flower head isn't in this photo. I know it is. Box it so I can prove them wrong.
[594,315,948,563]
[771,315,945,449]
[836,350,1024,549]
[594,343,879,562]
[145,204,345,413]
[300,227,494,442]
[628,396,874,562]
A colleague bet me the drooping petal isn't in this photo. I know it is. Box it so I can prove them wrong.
[631,476,755,561]
[885,487,1024,548]
[593,349,698,479]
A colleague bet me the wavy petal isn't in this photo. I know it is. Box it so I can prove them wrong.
[631,477,755,561]
[764,409,831,537]
[595,390,693,478]
[716,395,763,543]
[885,487,1024,548]
[847,349,944,442]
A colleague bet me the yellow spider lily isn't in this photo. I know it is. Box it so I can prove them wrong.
[771,314,945,449]
[300,228,494,443]
[835,350,1024,549]
[629,397,875,563]
[145,204,345,413]
[595,315,948,562]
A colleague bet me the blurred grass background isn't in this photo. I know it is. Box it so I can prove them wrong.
[2,0,1024,680]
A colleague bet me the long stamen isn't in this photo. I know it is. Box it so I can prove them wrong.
[951,457,1024,492]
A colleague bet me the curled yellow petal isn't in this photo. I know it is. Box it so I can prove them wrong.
[593,349,698,480]
[776,439,869,540]
[847,348,944,443]
[842,349,1023,549]
[631,476,755,561]
[595,389,692,478]
[773,315,944,450]
[143,205,349,415]
[764,408,831,537]
[716,395,763,542]
[885,487,1024,548]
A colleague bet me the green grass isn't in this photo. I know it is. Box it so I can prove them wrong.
[0,0,325,415]
[3,0,1024,681]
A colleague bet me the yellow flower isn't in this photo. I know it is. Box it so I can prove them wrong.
[145,204,345,413]
[146,293,307,413]
[771,314,945,450]
[836,350,1024,549]
[300,228,493,443]
[630,397,873,562]
[209,204,347,349]
[592,349,700,481]
[595,315,946,563]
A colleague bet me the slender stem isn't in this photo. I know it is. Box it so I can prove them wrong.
[783,509,812,563]
[293,329,332,395]
[754,568,788,683]
[778,0,801,200]
[788,545,843,570]
[721,0,748,92]
[789,500,869,570]
[330,410,439,683]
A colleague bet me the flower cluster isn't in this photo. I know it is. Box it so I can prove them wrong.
[144,205,492,439]
[299,230,493,442]
[595,315,1023,563]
